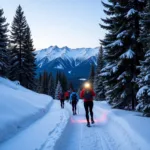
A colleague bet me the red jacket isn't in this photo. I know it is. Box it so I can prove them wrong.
[65,91,69,98]
[80,88,95,102]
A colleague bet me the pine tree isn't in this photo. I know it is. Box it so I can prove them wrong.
[48,72,55,98]
[41,71,49,94]
[94,46,105,100]
[0,9,9,76]
[100,0,145,109]
[37,73,42,93]
[136,0,150,116]
[60,72,68,92]
[89,63,95,87]
[69,82,74,92]
[55,71,68,92]
[139,0,150,53]
[55,71,61,88]
[9,5,27,84]
[55,80,62,99]
[21,26,36,89]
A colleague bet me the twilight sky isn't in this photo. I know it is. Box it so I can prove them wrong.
[0,0,107,50]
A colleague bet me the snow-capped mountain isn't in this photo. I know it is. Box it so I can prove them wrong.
[35,46,99,86]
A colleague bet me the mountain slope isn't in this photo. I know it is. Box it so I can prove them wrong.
[35,46,99,86]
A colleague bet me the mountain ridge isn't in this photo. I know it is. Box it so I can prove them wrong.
[35,45,99,87]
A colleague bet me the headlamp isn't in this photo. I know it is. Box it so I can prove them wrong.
[84,82,90,89]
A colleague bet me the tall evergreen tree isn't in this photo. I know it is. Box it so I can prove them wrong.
[37,73,42,93]
[21,26,36,89]
[48,72,55,98]
[41,71,49,94]
[55,80,62,99]
[60,72,68,92]
[136,0,150,116]
[94,46,105,100]
[55,71,68,92]
[100,0,145,109]
[89,63,95,87]
[69,82,74,91]
[55,71,61,88]
[0,9,9,76]
[9,5,27,84]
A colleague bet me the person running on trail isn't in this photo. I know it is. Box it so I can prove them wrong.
[70,91,79,115]
[65,91,70,102]
[80,82,96,127]
[59,92,65,108]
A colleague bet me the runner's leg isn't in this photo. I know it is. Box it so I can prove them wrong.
[89,101,94,122]
[75,101,77,114]
[62,100,64,108]
[60,100,62,108]
[72,102,75,113]
[84,102,89,123]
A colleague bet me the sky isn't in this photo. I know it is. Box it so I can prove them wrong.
[0,0,106,50]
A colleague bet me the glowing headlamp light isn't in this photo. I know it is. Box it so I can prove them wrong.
[84,82,90,88]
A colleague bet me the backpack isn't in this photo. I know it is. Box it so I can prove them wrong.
[84,90,93,101]
[72,93,77,102]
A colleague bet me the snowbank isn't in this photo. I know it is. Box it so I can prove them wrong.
[95,101,150,150]
[0,101,70,150]
[0,77,52,143]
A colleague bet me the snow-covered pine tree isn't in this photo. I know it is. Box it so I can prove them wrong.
[22,26,36,90]
[9,5,27,84]
[0,9,9,77]
[137,50,150,116]
[136,0,150,116]
[139,0,150,54]
[94,46,105,100]
[55,71,61,88]
[55,80,62,99]
[48,72,55,98]
[89,63,95,87]
[100,1,126,106]
[100,0,145,109]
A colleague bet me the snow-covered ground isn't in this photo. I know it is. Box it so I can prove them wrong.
[0,85,150,150]
[54,101,150,150]
[0,100,69,150]
[0,77,52,143]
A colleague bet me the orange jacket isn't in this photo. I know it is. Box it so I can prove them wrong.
[80,88,95,102]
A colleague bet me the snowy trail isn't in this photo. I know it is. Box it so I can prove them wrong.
[54,101,118,150]
[0,100,149,150]
[54,101,149,150]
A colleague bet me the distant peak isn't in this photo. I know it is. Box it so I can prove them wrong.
[48,45,59,49]
[62,46,69,49]
[46,45,99,50]
[53,45,59,49]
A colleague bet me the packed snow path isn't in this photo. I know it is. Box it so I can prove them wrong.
[54,101,149,150]
[0,100,149,150]
[54,103,117,150]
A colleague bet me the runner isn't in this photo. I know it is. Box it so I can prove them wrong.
[80,82,96,127]
[70,91,79,115]
[65,91,70,102]
[59,92,65,108]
